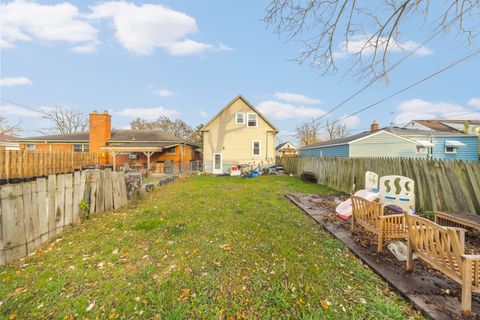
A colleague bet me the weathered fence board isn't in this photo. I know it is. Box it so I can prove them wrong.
[0,150,97,181]
[0,170,128,265]
[280,157,480,214]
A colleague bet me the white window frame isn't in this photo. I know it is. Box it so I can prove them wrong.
[416,146,427,153]
[445,146,457,154]
[252,140,261,156]
[235,112,245,124]
[247,113,258,128]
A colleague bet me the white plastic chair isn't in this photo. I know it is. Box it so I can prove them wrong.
[379,175,415,213]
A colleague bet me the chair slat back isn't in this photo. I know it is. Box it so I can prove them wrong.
[352,196,382,230]
[405,214,463,280]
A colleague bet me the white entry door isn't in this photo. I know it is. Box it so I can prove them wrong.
[213,153,223,174]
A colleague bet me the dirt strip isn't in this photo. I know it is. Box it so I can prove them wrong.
[286,194,480,320]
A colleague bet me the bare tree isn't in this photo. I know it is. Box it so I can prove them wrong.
[130,116,201,143]
[265,1,479,81]
[40,107,88,134]
[296,119,322,145]
[0,116,22,136]
[326,119,349,140]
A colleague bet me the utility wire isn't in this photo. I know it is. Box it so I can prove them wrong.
[312,5,477,123]
[316,47,480,132]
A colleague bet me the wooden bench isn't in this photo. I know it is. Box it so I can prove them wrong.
[405,214,480,316]
[434,211,480,232]
[351,196,407,253]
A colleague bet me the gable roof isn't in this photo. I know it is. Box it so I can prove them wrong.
[202,95,278,132]
[300,127,475,150]
[411,120,480,132]
[276,142,296,151]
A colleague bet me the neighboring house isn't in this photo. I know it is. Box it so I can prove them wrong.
[276,142,298,157]
[17,111,202,172]
[202,95,278,174]
[0,133,20,150]
[405,120,480,135]
[300,122,478,162]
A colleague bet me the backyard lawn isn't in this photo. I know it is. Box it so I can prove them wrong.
[0,175,421,319]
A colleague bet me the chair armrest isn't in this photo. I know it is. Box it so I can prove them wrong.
[462,254,480,261]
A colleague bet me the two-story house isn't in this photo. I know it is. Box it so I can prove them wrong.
[202,95,278,174]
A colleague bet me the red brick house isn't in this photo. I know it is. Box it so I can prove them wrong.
[17,111,202,173]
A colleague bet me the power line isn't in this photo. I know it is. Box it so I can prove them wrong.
[0,97,45,114]
[317,47,480,132]
[312,5,477,123]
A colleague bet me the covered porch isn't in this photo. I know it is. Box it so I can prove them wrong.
[101,146,167,175]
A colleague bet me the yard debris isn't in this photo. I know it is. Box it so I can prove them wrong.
[179,288,191,300]
[86,302,95,312]
[112,248,120,255]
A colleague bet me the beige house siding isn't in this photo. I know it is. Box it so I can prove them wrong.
[203,96,277,173]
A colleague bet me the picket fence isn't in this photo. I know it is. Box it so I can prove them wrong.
[0,150,98,181]
[0,169,128,265]
[280,157,480,214]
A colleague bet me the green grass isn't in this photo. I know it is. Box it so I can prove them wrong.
[0,175,422,319]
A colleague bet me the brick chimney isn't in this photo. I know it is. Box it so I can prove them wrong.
[370,121,379,132]
[89,110,111,165]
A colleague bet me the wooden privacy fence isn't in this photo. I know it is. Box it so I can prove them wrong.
[280,157,480,214]
[0,150,98,181]
[0,169,128,265]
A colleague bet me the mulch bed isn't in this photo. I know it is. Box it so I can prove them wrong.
[288,193,480,320]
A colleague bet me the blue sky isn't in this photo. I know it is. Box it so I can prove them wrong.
[1,0,480,143]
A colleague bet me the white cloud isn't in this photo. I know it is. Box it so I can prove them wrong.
[88,2,223,56]
[154,89,174,97]
[394,98,480,124]
[273,92,321,105]
[71,42,98,53]
[468,98,480,109]
[0,104,40,117]
[0,76,32,87]
[116,107,180,120]
[217,43,234,52]
[199,111,208,118]
[257,100,325,121]
[333,36,433,59]
[1,0,97,50]
[338,115,360,128]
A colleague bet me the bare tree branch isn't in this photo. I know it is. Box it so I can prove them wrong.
[0,116,22,136]
[39,107,88,134]
[265,0,480,81]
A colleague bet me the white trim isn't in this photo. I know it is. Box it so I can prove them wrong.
[444,146,458,154]
[235,112,245,124]
[247,113,258,128]
[213,153,223,174]
[252,140,261,156]
[350,130,417,145]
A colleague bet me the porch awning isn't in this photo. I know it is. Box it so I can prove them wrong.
[445,140,466,148]
[415,140,434,147]
[100,146,164,152]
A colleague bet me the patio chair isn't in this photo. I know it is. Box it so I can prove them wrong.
[351,196,407,253]
[405,213,479,316]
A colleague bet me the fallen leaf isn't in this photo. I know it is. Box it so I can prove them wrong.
[321,299,331,310]
[108,309,118,319]
[112,249,119,255]
[236,310,245,319]
[8,311,17,320]
[179,288,190,300]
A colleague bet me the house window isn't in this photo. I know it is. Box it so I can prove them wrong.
[73,144,88,152]
[25,144,35,151]
[416,146,427,153]
[166,147,176,154]
[252,140,261,156]
[445,146,457,153]
[247,113,258,127]
[235,112,245,124]
[128,153,138,160]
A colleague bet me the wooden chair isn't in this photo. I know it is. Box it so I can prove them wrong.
[405,213,480,316]
[351,196,407,253]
